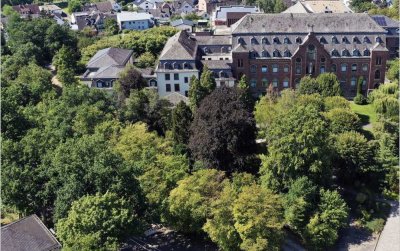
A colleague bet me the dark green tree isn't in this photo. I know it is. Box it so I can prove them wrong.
[171,101,192,146]
[104,18,119,35]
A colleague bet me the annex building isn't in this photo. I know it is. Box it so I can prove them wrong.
[156,13,389,98]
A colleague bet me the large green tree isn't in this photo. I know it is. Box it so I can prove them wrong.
[171,101,192,146]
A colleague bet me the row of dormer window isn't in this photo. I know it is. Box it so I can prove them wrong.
[237,35,383,45]
[247,48,371,58]
[163,62,193,69]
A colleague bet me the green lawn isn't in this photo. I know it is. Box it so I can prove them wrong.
[350,102,377,126]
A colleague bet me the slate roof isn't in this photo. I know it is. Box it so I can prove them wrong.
[158,30,198,60]
[231,13,387,34]
[171,19,194,27]
[82,1,114,12]
[284,1,352,13]
[39,4,62,12]
[163,92,189,105]
[73,11,117,30]
[201,60,231,69]
[282,2,311,13]
[1,215,61,251]
[87,48,133,68]
[196,35,232,45]
[371,15,399,28]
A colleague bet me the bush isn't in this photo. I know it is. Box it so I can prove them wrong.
[354,94,367,105]
[365,218,385,233]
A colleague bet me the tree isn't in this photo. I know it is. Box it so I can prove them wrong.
[104,18,119,35]
[56,193,140,250]
[188,75,202,111]
[324,96,350,110]
[2,5,17,16]
[233,184,284,251]
[273,0,287,12]
[168,169,227,233]
[68,0,82,13]
[53,45,78,72]
[386,60,399,83]
[136,52,156,68]
[189,87,257,173]
[323,108,361,134]
[200,65,216,93]
[305,189,348,250]
[171,101,192,146]
[57,67,78,86]
[298,76,319,95]
[115,65,146,100]
[298,73,341,97]
[353,77,367,105]
[237,75,254,110]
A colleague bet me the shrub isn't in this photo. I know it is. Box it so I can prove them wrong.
[365,218,385,233]
[354,94,367,105]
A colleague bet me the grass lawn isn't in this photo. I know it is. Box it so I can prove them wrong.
[350,102,378,126]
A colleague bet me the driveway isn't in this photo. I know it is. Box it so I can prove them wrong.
[375,201,400,251]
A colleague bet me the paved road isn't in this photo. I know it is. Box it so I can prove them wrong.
[375,201,400,251]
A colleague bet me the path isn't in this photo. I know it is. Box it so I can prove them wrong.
[375,201,400,251]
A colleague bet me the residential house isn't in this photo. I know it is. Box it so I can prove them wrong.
[371,15,399,58]
[82,1,122,12]
[116,11,154,30]
[198,0,240,14]
[12,4,40,18]
[282,1,353,13]
[212,5,260,27]
[1,215,61,251]
[133,0,164,10]
[81,47,134,90]
[39,4,63,14]
[70,11,117,31]
[171,19,194,32]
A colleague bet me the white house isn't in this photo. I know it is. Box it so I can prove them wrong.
[170,19,193,32]
[39,4,62,14]
[116,11,154,30]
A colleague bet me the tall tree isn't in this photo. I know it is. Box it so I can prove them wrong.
[104,18,119,35]
[171,101,192,146]
[237,75,254,110]
[200,65,216,93]
[188,75,203,112]
[115,65,146,100]
[189,86,257,173]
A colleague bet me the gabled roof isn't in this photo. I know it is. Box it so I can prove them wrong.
[371,15,399,28]
[158,30,198,60]
[87,47,133,68]
[1,215,61,251]
[282,2,311,13]
[170,19,194,27]
[371,42,389,52]
[116,11,153,22]
[231,13,387,34]
[88,65,126,79]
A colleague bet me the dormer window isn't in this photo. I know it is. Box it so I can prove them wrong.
[353,36,360,44]
[363,49,370,56]
[342,36,349,44]
[319,36,327,44]
[363,36,370,44]
[173,62,181,69]
[262,50,270,57]
[273,50,281,57]
[283,37,290,44]
[332,36,339,44]
[295,37,302,44]
[183,62,190,69]
[261,37,268,44]
[273,37,280,44]
[342,49,350,57]
[251,37,257,45]
[238,37,244,45]
[352,49,360,56]
[250,50,258,59]
[376,36,383,43]
[331,49,339,57]
[283,50,291,57]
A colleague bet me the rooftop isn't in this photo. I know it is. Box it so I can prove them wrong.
[158,30,198,60]
[87,47,133,68]
[117,11,153,22]
[1,215,61,251]
[231,13,387,34]
[214,5,260,21]
[283,1,352,14]
[171,19,194,27]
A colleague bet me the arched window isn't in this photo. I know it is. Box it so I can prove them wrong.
[331,64,337,72]
[319,36,327,44]
[295,37,302,44]
[284,37,290,44]
[351,64,357,72]
[261,37,268,44]
[251,37,257,45]
[283,50,291,57]
[363,49,370,56]
[331,49,339,57]
[351,77,357,86]
[250,65,257,73]
[262,50,270,58]
[283,78,289,88]
[250,79,257,87]
[320,65,326,73]
[353,36,360,44]
[273,50,281,57]
[307,44,316,60]
[261,65,268,73]
[273,37,280,44]
[353,49,360,56]
[262,78,268,87]
[342,36,349,43]
[342,49,350,57]
[374,70,381,79]
[363,36,370,43]
[219,71,228,78]
[332,36,339,44]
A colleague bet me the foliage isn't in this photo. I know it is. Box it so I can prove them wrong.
[2,4,17,16]
[233,183,284,251]
[68,0,83,13]
[323,108,361,134]
[237,75,254,110]
[305,189,349,250]
[183,12,202,21]
[386,60,399,83]
[56,193,140,250]
[365,218,385,233]
[354,77,367,105]
[168,169,227,233]
[136,51,156,68]
[104,18,119,35]
[298,73,342,97]
[115,65,146,100]
[324,96,350,110]
[369,83,399,119]
[171,101,192,146]
[189,86,257,173]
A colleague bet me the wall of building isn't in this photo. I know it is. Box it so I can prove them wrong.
[120,19,151,30]
[156,70,199,97]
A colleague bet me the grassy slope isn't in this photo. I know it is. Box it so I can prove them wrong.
[350,102,378,125]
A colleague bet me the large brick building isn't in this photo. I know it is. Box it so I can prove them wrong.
[156,13,390,98]
[230,13,389,98]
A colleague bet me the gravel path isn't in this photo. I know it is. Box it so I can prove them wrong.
[375,201,400,251]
